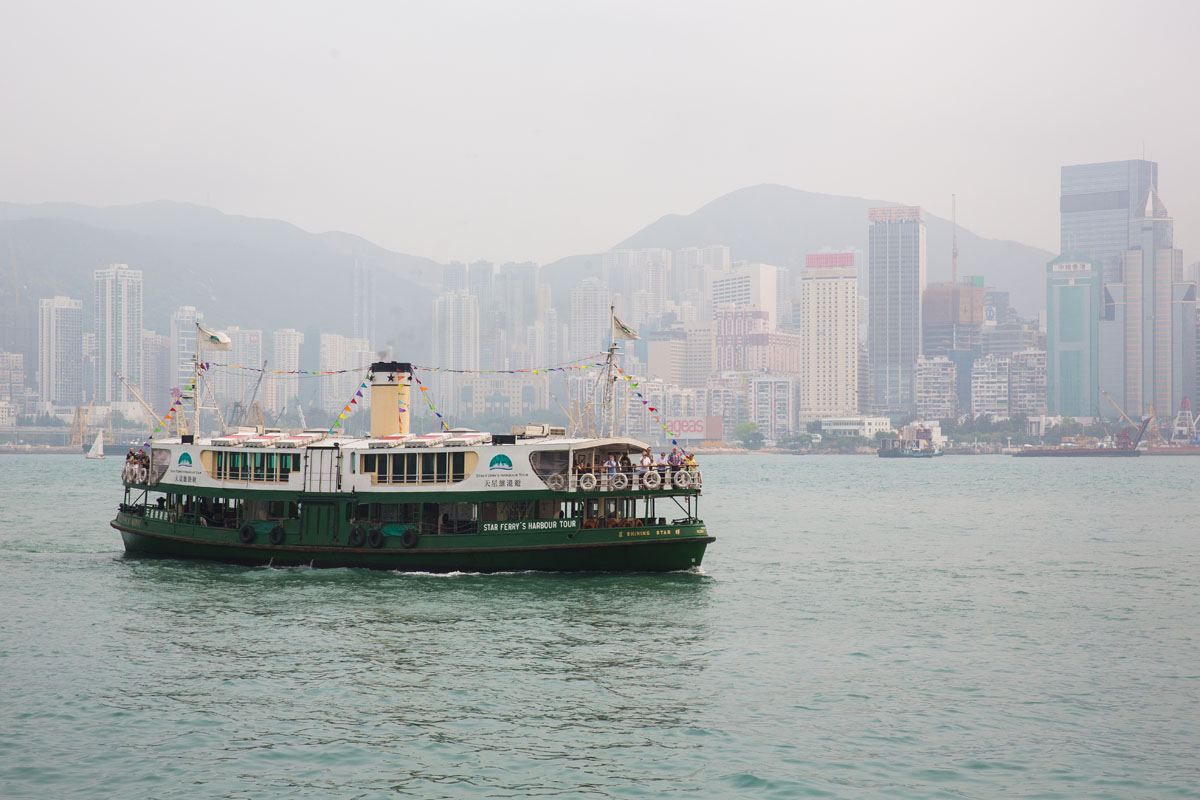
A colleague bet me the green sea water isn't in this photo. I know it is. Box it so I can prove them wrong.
[1,453,1197,799]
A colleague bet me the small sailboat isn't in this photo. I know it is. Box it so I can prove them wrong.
[86,431,105,459]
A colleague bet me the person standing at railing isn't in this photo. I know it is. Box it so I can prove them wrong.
[603,455,618,477]
[637,449,652,478]
[667,447,683,470]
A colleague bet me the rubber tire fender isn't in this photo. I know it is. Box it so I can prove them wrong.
[238,524,256,544]
[268,525,286,545]
[400,529,419,549]
[347,526,366,548]
[367,528,385,549]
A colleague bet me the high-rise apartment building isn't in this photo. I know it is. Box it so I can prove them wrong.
[711,263,780,328]
[750,375,797,441]
[714,307,770,371]
[1060,159,1158,283]
[141,331,172,415]
[169,306,202,391]
[0,352,26,405]
[433,291,480,416]
[319,333,372,412]
[923,279,985,356]
[442,261,468,293]
[37,296,83,407]
[1009,349,1048,418]
[866,207,926,415]
[798,253,858,418]
[218,327,265,407]
[915,356,957,420]
[569,278,612,359]
[93,263,143,404]
[352,262,376,349]
[266,328,305,414]
[970,354,1010,418]
[1046,256,1101,417]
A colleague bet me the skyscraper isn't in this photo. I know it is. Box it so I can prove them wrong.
[266,328,305,414]
[866,207,926,415]
[1060,159,1158,284]
[798,253,858,418]
[218,327,265,408]
[569,278,611,359]
[93,264,143,404]
[1046,255,1101,417]
[352,262,376,349]
[169,306,202,391]
[1120,189,1185,416]
[710,263,780,328]
[37,296,83,407]
[433,291,480,416]
[319,333,372,412]
[140,331,172,415]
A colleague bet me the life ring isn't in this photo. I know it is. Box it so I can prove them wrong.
[672,470,691,489]
[367,528,385,549]
[400,529,419,549]
[238,524,255,544]
[642,470,662,489]
[546,473,566,491]
[610,472,630,490]
[578,472,598,491]
[347,526,366,547]
[268,525,286,545]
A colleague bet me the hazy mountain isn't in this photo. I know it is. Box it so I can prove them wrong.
[547,184,1054,315]
[0,201,440,364]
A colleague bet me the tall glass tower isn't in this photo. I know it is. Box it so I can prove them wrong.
[1060,159,1157,284]
[866,207,926,415]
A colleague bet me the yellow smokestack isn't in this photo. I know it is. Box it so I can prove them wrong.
[369,361,412,438]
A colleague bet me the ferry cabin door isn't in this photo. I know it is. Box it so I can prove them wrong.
[304,447,341,493]
[301,502,336,544]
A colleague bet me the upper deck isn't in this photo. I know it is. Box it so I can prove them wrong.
[125,425,702,497]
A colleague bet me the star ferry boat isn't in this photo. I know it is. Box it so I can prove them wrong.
[112,361,713,572]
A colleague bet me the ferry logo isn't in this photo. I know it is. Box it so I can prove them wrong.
[489,454,513,471]
[177,452,193,467]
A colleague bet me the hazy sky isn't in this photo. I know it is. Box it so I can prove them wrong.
[2,0,1197,264]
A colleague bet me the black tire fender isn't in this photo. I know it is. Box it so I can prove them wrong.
[400,529,419,549]
[238,524,255,544]
[347,526,366,548]
[268,525,286,545]
[367,528,385,549]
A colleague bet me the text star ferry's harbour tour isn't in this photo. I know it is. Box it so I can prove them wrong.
[111,321,714,572]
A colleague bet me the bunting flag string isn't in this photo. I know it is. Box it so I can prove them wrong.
[143,364,209,446]
[326,370,374,435]
[204,362,373,377]
[411,375,451,432]
[411,354,608,376]
[612,364,680,447]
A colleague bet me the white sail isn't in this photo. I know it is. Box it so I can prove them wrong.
[87,431,105,459]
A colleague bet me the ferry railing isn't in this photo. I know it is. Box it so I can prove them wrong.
[562,469,702,493]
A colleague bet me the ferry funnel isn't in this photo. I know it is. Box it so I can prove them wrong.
[369,361,412,438]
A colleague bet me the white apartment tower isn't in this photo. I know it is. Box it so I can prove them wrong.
[319,333,372,411]
[38,296,83,407]
[266,328,305,414]
[798,253,859,418]
[711,263,780,328]
[569,278,612,360]
[169,306,202,391]
[93,264,143,403]
[915,356,958,420]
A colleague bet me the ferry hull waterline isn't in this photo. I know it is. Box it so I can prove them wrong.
[112,354,714,574]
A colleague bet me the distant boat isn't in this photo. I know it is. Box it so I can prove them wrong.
[86,431,105,459]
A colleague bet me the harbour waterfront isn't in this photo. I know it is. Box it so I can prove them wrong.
[1,454,1198,798]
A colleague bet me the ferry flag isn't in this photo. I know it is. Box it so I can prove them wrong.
[613,316,639,341]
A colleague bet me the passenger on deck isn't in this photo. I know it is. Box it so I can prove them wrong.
[684,451,698,471]
[667,447,683,469]
[638,449,653,476]
[655,452,669,474]
[618,453,632,472]
[603,455,618,476]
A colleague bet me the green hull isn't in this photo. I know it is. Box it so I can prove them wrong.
[112,514,713,573]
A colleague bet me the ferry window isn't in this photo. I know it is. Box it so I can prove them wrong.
[362,454,377,474]
[266,453,277,481]
[420,453,435,484]
[451,452,466,481]
[280,454,292,479]
[253,453,265,481]
[435,452,449,482]
[268,501,285,518]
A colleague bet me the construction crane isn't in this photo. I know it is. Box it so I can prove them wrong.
[69,403,92,449]
[1171,397,1196,443]
[1101,390,1139,430]
[115,372,167,431]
